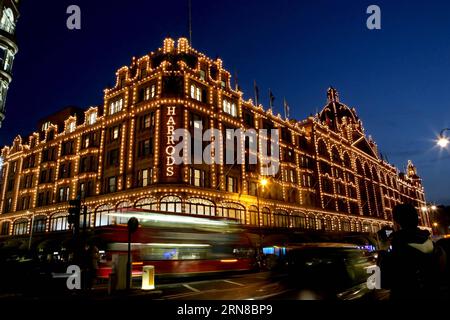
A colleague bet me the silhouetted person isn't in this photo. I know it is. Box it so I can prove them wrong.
[379,204,438,299]
[82,244,99,290]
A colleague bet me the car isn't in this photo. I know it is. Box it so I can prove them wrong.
[267,243,383,300]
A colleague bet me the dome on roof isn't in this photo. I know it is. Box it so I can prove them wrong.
[318,87,360,131]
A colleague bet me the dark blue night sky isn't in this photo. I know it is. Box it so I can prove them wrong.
[1,0,450,203]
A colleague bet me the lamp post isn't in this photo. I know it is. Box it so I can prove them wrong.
[432,222,439,236]
[256,178,268,258]
[437,128,450,148]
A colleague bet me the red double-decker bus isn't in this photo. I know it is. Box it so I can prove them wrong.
[94,209,257,278]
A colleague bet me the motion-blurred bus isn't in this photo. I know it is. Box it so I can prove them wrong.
[94,209,256,278]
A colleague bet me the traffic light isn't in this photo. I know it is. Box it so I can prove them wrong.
[68,199,81,225]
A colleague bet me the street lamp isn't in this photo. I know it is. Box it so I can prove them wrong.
[437,128,450,148]
[260,178,268,188]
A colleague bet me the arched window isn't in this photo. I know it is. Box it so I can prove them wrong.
[357,221,363,232]
[341,218,351,232]
[160,196,182,213]
[95,205,114,227]
[1,221,10,235]
[0,8,15,34]
[32,216,47,233]
[331,147,342,165]
[318,140,329,158]
[380,172,385,185]
[372,167,379,182]
[248,206,259,226]
[116,201,132,225]
[324,216,332,231]
[273,210,289,228]
[364,164,372,180]
[50,213,69,232]
[217,202,245,224]
[356,160,364,176]
[186,198,215,216]
[261,208,271,227]
[307,215,316,230]
[362,222,372,233]
[292,212,307,229]
[135,197,158,211]
[351,220,357,232]
[13,219,28,235]
[343,153,352,169]
[331,217,340,231]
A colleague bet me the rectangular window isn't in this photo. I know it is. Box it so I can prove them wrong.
[88,112,97,125]
[190,113,203,130]
[144,140,150,156]
[144,114,151,128]
[59,164,65,179]
[109,98,123,115]
[59,188,64,202]
[151,85,156,98]
[142,169,149,187]
[138,168,152,187]
[110,126,120,141]
[191,168,204,187]
[249,182,257,196]
[108,177,117,193]
[68,121,76,133]
[289,170,295,183]
[38,193,44,207]
[227,176,237,193]
[190,84,202,101]
[5,198,11,213]
[138,140,152,157]
[140,67,147,79]
[7,179,14,191]
[79,182,85,199]
[84,135,90,148]
[58,187,69,202]
[108,149,119,166]
[223,100,237,117]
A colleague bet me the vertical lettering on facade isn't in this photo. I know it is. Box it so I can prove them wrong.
[166,106,177,177]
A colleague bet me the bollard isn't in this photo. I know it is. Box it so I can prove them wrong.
[141,265,155,290]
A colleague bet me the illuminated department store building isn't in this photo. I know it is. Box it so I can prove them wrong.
[0,38,429,238]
